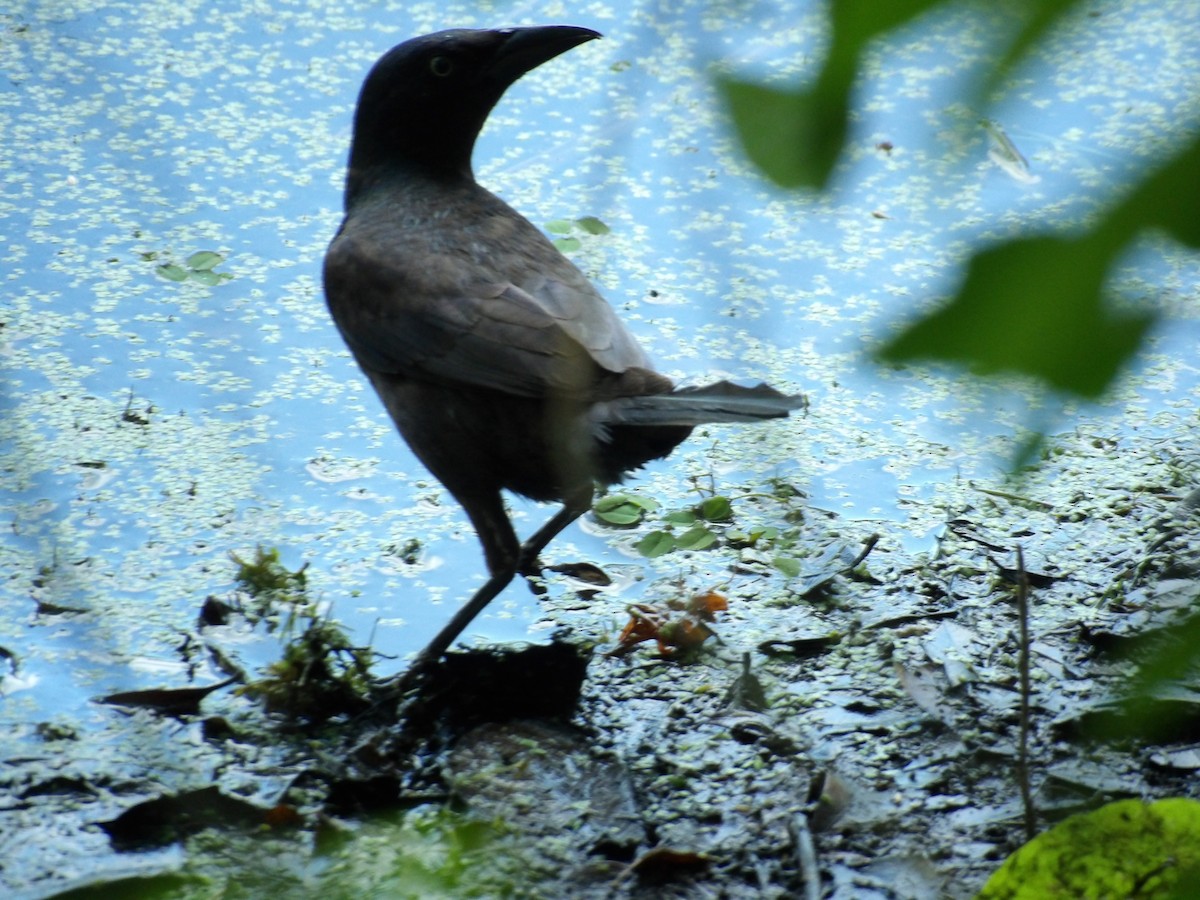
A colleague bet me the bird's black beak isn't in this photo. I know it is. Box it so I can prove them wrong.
[486,25,601,85]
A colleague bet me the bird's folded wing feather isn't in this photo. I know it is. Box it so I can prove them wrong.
[324,232,650,399]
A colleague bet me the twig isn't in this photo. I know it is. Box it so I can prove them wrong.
[973,483,1055,511]
[1015,545,1036,842]
[844,533,880,571]
[788,812,821,900]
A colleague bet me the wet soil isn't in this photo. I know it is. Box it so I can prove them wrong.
[4,423,1199,899]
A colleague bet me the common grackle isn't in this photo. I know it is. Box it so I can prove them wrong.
[323,26,804,672]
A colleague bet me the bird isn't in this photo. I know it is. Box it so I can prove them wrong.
[323,25,804,675]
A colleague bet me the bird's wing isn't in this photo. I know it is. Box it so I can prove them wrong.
[324,229,651,400]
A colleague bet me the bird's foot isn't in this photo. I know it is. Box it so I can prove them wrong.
[516,547,542,578]
[517,550,548,595]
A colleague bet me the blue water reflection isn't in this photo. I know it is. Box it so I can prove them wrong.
[1,0,1197,728]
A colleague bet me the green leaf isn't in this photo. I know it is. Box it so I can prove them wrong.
[979,798,1200,899]
[878,64,1199,403]
[1114,132,1200,250]
[675,525,718,551]
[1085,608,1200,743]
[637,531,677,558]
[552,237,581,253]
[877,232,1156,398]
[593,494,656,526]
[156,263,189,282]
[982,0,1090,99]
[186,250,224,271]
[575,216,610,235]
[773,556,802,578]
[828,0,946,38]
[544,219,574,234]
[698,496,733,523]
[189,269,224,286]
[728,525,780,548]
[717,0,942,190]
[662,509,698,526]
[717,76,846,189]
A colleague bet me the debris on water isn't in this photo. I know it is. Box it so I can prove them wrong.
[99,786,275,850]
[608,590,728,657]
[982,118,1040,184]
[98,678,237,716]
[402,640,592,727]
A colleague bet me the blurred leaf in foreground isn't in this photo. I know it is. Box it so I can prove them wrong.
[879,134,1200,397]
[978,798,1200,899]
[717,0,943,188]
[719,0,1087,190]
[718,0,1197,402]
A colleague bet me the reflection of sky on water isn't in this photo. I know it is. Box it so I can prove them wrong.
[1,0,1197,714]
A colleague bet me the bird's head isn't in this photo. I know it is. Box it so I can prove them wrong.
[345,25,600,199]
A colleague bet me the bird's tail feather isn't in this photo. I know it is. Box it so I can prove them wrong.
[599,381,805,427]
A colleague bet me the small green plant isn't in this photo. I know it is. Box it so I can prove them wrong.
[593,481,806,578]
[243,615,373,720]
[230,546,372,720]
[383,538,423,565]
[635,495,735,557]
[231,546,309,621]
[156,250,233,285]
[545,215,610,252]
[593,493,659,526]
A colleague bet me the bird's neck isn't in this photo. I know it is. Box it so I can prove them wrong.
[343,158,476,213]
[345,101,490,210]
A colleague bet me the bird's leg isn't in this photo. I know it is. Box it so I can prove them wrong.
[387,566,516,698]
[517,484,595,579]
[396,486,591,692]
[406,570,514,675]
[401,490,521,684]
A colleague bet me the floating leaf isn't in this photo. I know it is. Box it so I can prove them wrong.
[610,597,726,657]
[689,590,728,618]
[675,525,718,551]
[637,531,676,558]
[99,678,236,715]
[186,250,224,271]
[773,556,802,578]
[698,496,733,523]
[189,269,223,286]
[982,119,1038,184]
[575,216,610,235]
[545,561,611,586]
[663,509,698,526]
[727,526,778,548]
[594,494,657,526]
[156,263,189,282]
[552,237,581,253]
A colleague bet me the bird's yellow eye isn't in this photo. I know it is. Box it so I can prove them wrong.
[429,56,454,77]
